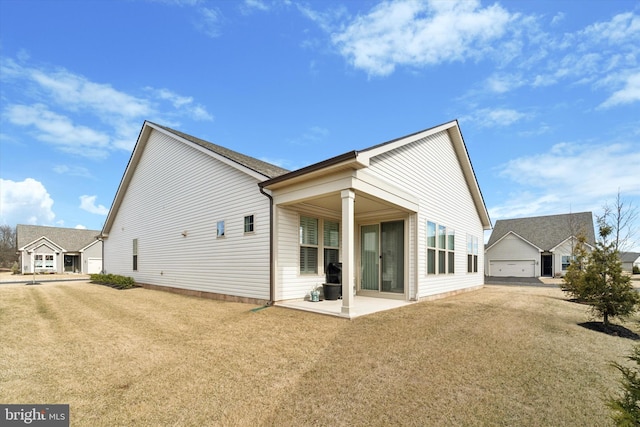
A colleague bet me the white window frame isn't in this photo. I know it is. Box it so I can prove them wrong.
[244,214,255,234]
[427,221,454,275]
[216,220,225,238]
[467,234,478,273]
[299,216,319,275]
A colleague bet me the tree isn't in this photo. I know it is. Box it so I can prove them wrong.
[602,190,639,252]
[608,345,640,426]
[0,225,18,268]
[562,217,639,328]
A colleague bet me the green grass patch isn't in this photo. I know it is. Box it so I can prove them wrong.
[89,273,137,290]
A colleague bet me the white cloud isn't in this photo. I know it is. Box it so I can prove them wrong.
[53,165,92,178]
[599,72,640,108]
[197,7,224,37]
[4,104,111,158]
[243,0,269,12]
[29,68,151,117]
[328,0,515,76]
[0,178,56,226]
[79,195,109,215]
[463,107,529,127]
[490,141,640,220]
[2,57,214,156]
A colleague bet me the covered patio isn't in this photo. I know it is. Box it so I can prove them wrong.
[275,295,414,319]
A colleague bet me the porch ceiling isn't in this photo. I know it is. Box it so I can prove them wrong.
[292,190,411,217]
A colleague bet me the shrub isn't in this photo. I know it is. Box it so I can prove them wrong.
[11,261,20,275]
[633,266,639,275]
[608,345,640,426]
[90,273,137,290]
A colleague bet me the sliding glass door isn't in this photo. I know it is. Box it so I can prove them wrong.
[360,221,404,294]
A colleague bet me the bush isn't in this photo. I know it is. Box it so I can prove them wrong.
[633,266,639,275]
[608,345,640,426]
[90,273,137,290]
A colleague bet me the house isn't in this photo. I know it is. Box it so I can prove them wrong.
[101,120,491,316]
[620,252,640,274]
[17,224,102,274]
[484,212,595,278]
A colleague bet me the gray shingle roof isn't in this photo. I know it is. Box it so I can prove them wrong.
[620,252,640,263]
[17,225,101,252]
[487,212,595,251]
[150,122,290,179]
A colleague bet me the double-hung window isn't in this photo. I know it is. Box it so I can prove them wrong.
[428,221,455,274]
[562,255,574,271]
[300,216,318,274]
[244,215,254,233]
[133,238,138,271]
[323,220,340,270]
[467,235,478,273]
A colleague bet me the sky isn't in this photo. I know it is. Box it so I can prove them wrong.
[0,0,639,250]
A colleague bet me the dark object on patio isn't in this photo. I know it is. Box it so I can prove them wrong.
[323,283,341,300]
[325,262,342,300]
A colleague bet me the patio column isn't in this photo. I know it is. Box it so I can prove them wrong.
[341,189,356,316]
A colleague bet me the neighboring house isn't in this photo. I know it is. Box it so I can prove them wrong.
[101,120,491,315]
[620,252,640,274]
[485,212,595,278]
[17,225,102,274]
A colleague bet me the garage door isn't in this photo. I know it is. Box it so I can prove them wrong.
[87,258,102,274]
[489,260,535,277]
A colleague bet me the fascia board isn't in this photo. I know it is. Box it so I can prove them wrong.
[20,236,66,252]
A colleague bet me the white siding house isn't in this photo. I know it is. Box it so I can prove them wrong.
[102,120,491,316]
[485,212,595,278]
[16,225,102,274]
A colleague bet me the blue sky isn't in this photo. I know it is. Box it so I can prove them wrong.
[1,0,639,249]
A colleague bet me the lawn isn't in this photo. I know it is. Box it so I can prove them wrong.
[1,281,636,426]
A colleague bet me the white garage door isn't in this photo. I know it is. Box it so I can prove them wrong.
[490,260,535,277]
[87,258,102,274]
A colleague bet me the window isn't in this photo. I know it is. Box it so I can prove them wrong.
[133,238,138,271]
[34,254,43,269]
[467,235,478,273]
[324,220,339,270]
[244,215,254,233]
[428,221,454,274]
[427,221,436,275]
[45,255,54,269]
[300,216,318,274]
[217,221,225,238]
[562,255,574,271]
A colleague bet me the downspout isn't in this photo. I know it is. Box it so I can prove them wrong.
[259,186,275,306]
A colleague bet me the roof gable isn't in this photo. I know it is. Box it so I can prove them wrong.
[17,225,100,252]
[487,212,595,251]
[102,121,289,235]
[261,120,491,229]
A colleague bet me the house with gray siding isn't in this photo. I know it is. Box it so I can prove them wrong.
[485,212,595,278]
[620,252,640,273]
[101,120,491,317]
[17,224,102,274]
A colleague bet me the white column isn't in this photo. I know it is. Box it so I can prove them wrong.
[341,189,356,316]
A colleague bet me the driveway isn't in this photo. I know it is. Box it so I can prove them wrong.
[485,276,559,288]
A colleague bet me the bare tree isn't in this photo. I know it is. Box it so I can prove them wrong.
[602,190,639,252]
[0,225,18,268]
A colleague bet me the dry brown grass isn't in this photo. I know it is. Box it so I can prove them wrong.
[1,282,636,426]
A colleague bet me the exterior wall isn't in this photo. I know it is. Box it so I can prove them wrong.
[22,242,59,273]
[81,242,102,274]
[367,130,486,298]
[551,239,582,277]
[103,129,271,300]
[275,206,342,301]
[485,236,541,277]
